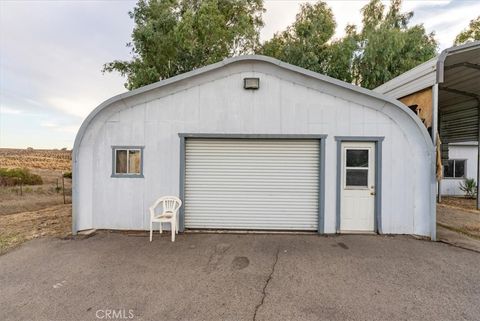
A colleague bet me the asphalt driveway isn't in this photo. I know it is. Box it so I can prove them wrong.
[1,232,479,321]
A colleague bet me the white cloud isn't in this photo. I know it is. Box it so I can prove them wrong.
[0,1,132,120]
[261,0,478,50]
[410,2,480,49]
[1,0,479,148]
[40,122,57,128]
[46,96,103,119]
[0,106,23,115]
[40,122,79,134]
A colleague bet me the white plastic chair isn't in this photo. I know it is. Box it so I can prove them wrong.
[149,196,182,242]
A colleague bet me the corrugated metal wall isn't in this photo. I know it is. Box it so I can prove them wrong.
[184,139,319,230]
[439,97,479,161]
[440,98,478,143]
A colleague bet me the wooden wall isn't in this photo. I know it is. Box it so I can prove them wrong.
[399,87,433,130]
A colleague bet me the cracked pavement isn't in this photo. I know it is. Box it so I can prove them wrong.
[1,232,479,321]
[253,247,279,321]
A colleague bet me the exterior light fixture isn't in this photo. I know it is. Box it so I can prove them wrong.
[244,77,260,90]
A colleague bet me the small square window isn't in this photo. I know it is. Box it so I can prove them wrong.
[346,169,368,187]
[444,159,465,178]
[344,148,370,188]
[444,160,454,178]
[346,149,368,167]
[454,160,465,178]
[112,147,143,177]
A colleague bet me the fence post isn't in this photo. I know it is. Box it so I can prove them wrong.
[20,180,23,196]
[62,176,66,204]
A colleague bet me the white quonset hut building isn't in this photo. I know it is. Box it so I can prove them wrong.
[73,55,436,239]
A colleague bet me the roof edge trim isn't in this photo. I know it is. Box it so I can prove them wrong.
[436,40,480,83]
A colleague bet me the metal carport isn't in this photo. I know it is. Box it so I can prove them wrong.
[375,41,480,207]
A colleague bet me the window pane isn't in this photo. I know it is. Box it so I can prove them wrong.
[128,150,141,174]
[346,169,368,187]
[454,160,465,178]
[444,160,454,178]
[116,150,128,174]
[346,149,368,167]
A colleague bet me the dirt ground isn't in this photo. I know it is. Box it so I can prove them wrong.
[0,204,71,255]
[440,196,479,211]
[437,203,480,240]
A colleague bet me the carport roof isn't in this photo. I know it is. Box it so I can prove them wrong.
[374,41,480,144]
[438,42,480,143]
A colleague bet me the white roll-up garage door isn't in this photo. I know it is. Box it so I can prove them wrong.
[184,139,319,230]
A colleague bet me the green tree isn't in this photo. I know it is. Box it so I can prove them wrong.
[104,0,264,90]
[454,16,480,45]
[354,0,437,89]
[260,2,336,74]
[324,25,358,84]
[260,0,437,89]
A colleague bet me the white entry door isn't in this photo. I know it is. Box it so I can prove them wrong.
[340,142,375,232]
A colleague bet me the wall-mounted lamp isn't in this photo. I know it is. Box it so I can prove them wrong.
[244,77,260,90]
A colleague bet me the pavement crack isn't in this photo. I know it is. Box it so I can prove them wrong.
[253,247,280,321]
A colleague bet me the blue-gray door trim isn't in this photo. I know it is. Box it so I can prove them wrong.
[178,133,327,233]
[335,136,384,233]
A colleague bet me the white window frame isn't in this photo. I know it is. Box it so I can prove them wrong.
[343,147,371,190]
[444,159,466,179]
[111,146,144,178]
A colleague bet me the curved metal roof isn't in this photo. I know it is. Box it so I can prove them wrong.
[73,55,434,156]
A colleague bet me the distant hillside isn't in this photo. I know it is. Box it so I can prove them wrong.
[0,148,71,171]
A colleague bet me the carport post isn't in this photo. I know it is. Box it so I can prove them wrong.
[433,84,441,204]
[477,101,480,210]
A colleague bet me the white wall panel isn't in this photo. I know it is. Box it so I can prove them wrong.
[441,144,478,196]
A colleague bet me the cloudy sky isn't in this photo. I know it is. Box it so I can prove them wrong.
[1,0,479,149]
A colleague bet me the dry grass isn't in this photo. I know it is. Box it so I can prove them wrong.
[0,149,73,254]
[0,168,72,216]
[0,148,71,171]
[0,204,71,255]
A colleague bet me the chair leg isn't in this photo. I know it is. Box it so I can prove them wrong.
[171,220,175,242]
[159,222,163,234]
[176,217,179,234]
[150,221,153,242]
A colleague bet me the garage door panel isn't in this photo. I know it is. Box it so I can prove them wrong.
[185,139,319,230]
